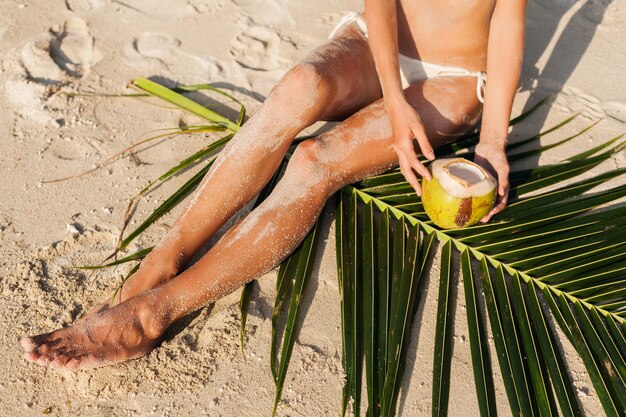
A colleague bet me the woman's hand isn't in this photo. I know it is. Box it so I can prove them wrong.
[474,140,510,222]
[386,97,435,196]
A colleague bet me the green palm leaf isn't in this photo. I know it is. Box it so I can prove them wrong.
[270,219,321,417]
[431,240,454,417]
[336,189,436,417]
[461,250,497,417]
[337,124,626,415]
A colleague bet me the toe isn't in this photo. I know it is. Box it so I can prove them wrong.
[64,353,96,371]
[20,333,50,352]
[29,338,68,365]
[41,346,73,367]
[21,331,57,352]
[63,356,82,371]
[49,352,75,370]
[21,336,37,352]
[23,350,40,364]
[35,353,52,367]
[23,349,55,367]
[32,339,61,356]
[76,354,104,370]
[30,342,71,367]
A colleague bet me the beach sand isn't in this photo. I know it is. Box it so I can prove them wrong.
[0,0,624,415]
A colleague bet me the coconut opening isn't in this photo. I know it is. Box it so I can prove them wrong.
[429,158,497,199]
[448,162,485,186]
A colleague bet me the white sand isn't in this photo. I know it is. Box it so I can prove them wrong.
[0,0,624,415]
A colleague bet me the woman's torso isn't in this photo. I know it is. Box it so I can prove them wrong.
[396,0,496,72]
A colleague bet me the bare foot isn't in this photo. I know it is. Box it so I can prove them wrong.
[21,291,168,370]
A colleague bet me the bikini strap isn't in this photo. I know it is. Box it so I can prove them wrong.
[476,72,486,104]
[328,12,367,39]
[432,67,487,103]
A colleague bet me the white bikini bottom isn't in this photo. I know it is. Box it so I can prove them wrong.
[328,11,487,103]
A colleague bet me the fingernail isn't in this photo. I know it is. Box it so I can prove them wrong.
[427,151,435,160]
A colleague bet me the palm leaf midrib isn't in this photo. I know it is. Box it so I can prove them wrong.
[351,186,626,327]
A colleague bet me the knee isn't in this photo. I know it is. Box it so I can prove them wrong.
[287,139,334,194]
[289,138,325,174]
[441,82,483,132]
[279,62,334,99]
[432,100,482,140]
[417,78,483,136]
[453,100,482,129]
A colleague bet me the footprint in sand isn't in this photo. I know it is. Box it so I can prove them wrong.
[124,32,224,82]
[188,0,225,13]
[21,17,101,83]
[65,0,108,13]
[112,0,195,21]
[231,0,295,27]
[20,34,65,84]
[133,32,182,61]
[50,17,102,77]
[229,20,296,72]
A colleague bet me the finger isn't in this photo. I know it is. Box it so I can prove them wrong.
[497,166,509,192]
[412,128,435,161]
[397,151,423,196]
[402,141,431,180]
[480,178,509,223]
[490,171,510,213]
[499,180,509,198]
[480,193,508,223]
[399,154,423,196]
[491,198,508,217]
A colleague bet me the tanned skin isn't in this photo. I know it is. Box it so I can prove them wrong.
[22,0,526,370]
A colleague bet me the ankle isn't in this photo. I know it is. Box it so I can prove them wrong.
[133,289,172,340]
[138,254,180,283]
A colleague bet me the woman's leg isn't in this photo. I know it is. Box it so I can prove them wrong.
[22,75,482,370]
[94,24,383,311]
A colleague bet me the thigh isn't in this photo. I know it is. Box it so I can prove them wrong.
[298,22,383,121]
[313,76,483,190]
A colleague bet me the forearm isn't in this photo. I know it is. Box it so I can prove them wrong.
[480,0,527,148]
[364,0,404,105]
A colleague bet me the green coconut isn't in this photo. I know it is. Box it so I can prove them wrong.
[421,158,497,229]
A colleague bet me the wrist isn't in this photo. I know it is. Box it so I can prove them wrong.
[479,135,508,150]
[479,122,509,144]
[383,90,406,108]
